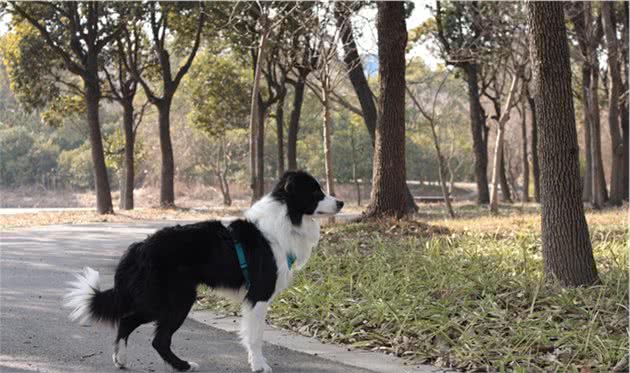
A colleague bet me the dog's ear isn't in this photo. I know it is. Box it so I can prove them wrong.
[283,172,296,194]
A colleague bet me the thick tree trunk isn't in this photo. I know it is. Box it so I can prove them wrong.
[85,81,113,214]
[157,98,175,208]
[276,89,286,178]
[365,2,409,219]
[528,95,541,203]
[602,2,624,206]
[527,1,599,286]
[120,101,135,210]
[521,100,530,202]
[581,66,593,202]
[623,2,629,201]
[322,81,335,196]
[336,4,416,212]
[464,64,490,204]
[287,77,305,171]
[350,124,361,206]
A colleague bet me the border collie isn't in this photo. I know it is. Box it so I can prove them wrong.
[64,171,343,372]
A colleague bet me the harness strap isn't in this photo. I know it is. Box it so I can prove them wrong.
[231,233,296,289]
[233,241,251,289]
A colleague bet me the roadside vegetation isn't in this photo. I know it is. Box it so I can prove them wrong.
[197,206,628,372]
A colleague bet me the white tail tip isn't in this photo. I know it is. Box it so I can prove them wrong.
[63,266,100,324]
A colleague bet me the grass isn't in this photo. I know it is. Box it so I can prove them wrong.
[197,207,629,372]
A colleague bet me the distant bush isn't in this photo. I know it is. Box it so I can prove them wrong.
[57,144,94,189]
[0,125,60,186]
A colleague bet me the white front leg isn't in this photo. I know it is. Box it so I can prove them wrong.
[240,302,271,372]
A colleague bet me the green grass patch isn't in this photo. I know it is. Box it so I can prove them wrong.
[198,219,628,372]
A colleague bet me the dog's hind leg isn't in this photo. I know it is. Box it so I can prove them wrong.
[152,303,198,372]
[240,301,271,373]
[113,314,147,369]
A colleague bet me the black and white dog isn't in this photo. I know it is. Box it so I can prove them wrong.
[64,171,343,372]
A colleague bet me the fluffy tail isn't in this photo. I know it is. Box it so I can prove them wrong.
[63,267,124,325]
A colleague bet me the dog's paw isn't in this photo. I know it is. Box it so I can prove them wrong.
[112,352,126,369]
[185,361,199,372]
[250,358,272,373]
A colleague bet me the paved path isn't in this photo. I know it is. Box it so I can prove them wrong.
[0,223,374,373]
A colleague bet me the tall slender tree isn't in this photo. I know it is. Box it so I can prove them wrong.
[127,2,205,208]
[527,1,599,286]
[601,2,625,206]
[365,1,409,219]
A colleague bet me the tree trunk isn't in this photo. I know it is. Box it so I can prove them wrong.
[489,75,518,213]
[336,5,377,144]
[157,98,175,208]
[249,24,269,203]
[120,100,135,210]
[521,100,530,202]
[287,76,305,171]
[602,2,624,206]
[256,100,267,199]
[350,124,361,206]
[276,89,286,178]
[527,94,541,203]
[623,2,629,201]
[322,80,335,196]
[216,140,232,206]
[527,1,599,286]
[589,57,607,208]
[499,149,512,202]
[464,63,490,204]
[581,66,593,202]
[85,81,113,214]
[365,2,409,219]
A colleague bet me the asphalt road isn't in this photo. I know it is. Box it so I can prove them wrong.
[0,223,373,373]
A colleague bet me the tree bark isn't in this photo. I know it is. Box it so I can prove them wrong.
[602,2,624,206]
[521,100,530,202]
[464,63,490,204]
[85,80,114,214]
[276,88,286,177]
[157,98,175,207]
[287,76,306,171]
[622,2,629,201]
[365,2,409,219]
[120,100,135,210]
[527,1,599,286]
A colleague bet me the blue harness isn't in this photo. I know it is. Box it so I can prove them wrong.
[233,241,295,289]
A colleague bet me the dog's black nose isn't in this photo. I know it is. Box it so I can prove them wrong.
[336,200,344,210]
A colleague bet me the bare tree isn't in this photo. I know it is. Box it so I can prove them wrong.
[489,74,519,214]
[126,2,205,208]
[407,72,455,218]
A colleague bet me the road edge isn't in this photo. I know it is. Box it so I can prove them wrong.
[189,310,447,373]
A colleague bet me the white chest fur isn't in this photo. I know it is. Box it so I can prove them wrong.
[244,196,320,294]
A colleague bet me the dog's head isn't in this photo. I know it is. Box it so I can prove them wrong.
[271,170,344,225]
